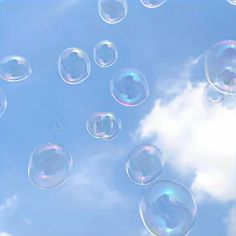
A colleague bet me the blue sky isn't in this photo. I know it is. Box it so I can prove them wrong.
[0,0,236,236]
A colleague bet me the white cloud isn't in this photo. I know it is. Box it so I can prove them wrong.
[138,60,236,203]
[226,205,236,236]
[0,196,18,212]
[0,233,12,236]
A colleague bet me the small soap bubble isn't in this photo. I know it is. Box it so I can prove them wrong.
[58,48,91,84]
[126,144,164,185]
[205,40,236,95]
[110,68,149,107]
[94,40,118,68]
[140,0,167,8]
[227,0,236,5]
[139,180,197,236]
[0,89,7,118]
[98,0,128,24]
[28,143,73,189]
[0,55,32,82]
[86,112,122,140]
[204,83,224,104]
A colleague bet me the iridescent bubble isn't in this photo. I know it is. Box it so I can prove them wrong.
[139,180,197,236]
[0,55,32,82]
[86,112,122,140]
[0,89,7,118]
[94,40,118,68]
[98,0,128,24]
[110,68,149,107]
[140,0,167,8]
[205,40,236,95]
[204,83,224,104]
[126,144,164,185]
[28,143,73,189]
[227,0,236,5]
[58,48,91,84]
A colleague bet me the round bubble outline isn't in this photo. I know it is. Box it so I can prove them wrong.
[0,88,7,118]
[140,0,167,9]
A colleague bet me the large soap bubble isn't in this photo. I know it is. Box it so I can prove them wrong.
[140,0,167,8]
[227,0,236,5]
[204,83,224,104]
[205,40,236,95]
[28,143,73,189]
[139,180,197,236]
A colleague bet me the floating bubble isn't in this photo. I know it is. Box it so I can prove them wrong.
[0,89,7,118]
[28,143,73,189]
[139,180,197,236]
[204,83,224,104]
[126,144,164,185]
[227,0,236,5]
[205,40,236,95]
[110,68,149,107]
[58,48,91,84]
[94,40,118,68]
[140,0,167,8]
[0,55,32,82]
[98,0,128,24]
[86,112,122,140]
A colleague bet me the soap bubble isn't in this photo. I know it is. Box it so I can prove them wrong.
[0,89,7,118]
[140,0,167,8]
[0,55,32,82]
[139,180,197,236]
[58,48,91,84]
[98,0,128,24]
[94,40,118,68]
[28,143,73,189]
[126,144,164,185]
[110,68,149,107]
[204,83,224,103]
[86,112,122,140]
[205,40,236,95]
[227,0,236,5]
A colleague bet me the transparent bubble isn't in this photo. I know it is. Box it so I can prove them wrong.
[227,0,236,5]
[205,40,236,95]
[28,143,73,189]
[86,112,122,140]
[98,0,128,24]
[94,40,118,68]
[140,0,167,8]
[110,68,149,107]
[0,89,7,118]
[0,55,32,82]
[126,144,164,185]
[204,83,224,104]
[139,180,197,236]
[58,48,91,84]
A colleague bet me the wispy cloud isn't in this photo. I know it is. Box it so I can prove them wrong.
[226,205,236,236]
[0,196,18,212]
[0,233,12,236]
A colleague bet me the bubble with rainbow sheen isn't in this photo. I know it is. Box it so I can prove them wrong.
[28,143,73,189]
[140,0,167,8]
[204,83,224,104]
[0,55,32,82]
[139,180,197,236]
[227,0,236,5]
[86,112,122,141]
[205,40,236,95]
[126,144,164,185]
[94,40,118,68]
[110,68,149,107]
[0,89,7,118]
[58,47,91,85]
[98,0,128,24]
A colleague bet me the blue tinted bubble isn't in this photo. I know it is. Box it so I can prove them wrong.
[204,83,224,104]
[227,0,236,5]
[140,0,167,8]
[0,55,32,82]
[98,0,128,24]
[139,180,197,236]
[110,68,149,107]
[58,48,91,84]
[0,89,7,118]
[28,143,73,189]
[94,40,118,68]
[86,112,122,140]
[126,144,164,185]
[205,40,236,95]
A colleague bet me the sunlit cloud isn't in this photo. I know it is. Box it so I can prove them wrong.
[0,233,12,236]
